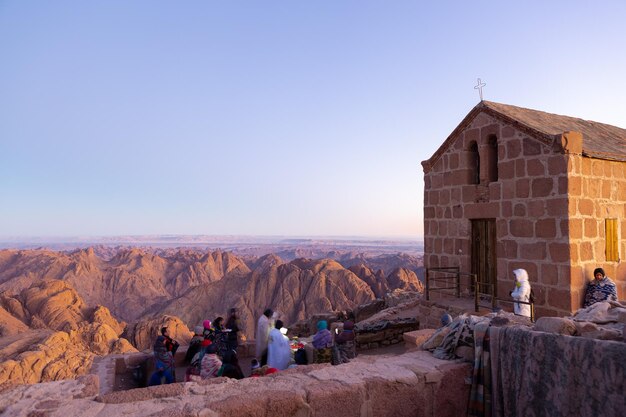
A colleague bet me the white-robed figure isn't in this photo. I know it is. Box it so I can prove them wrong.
[255,308,274,365]
[511,269,531,317]
[267,319,291,370]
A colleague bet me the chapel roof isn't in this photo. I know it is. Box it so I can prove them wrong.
[423,101,626,170]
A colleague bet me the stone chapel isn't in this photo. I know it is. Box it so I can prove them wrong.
[422,101,626,317]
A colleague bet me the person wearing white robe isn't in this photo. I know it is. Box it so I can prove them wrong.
[511,269,531,317]
[255,308,273,364]
[267,320,291,371]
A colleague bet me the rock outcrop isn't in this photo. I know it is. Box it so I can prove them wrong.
[124,315,192,351]
[0,280,137,385]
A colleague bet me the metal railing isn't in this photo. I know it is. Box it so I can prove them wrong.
[425,267,476,300]
[425,268,535,322]
[473,276,535,322]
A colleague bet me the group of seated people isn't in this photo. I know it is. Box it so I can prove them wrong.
[150,309,244,385]
[311,319,357,365]
[184,313,245,382]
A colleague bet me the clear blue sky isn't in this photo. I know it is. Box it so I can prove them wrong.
[1,1,625,238]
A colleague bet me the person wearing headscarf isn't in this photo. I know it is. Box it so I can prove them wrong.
[312,320,334,363]
[511,269,532,317]
[185,325,205,363]
[202,320,212,340]
[255,308,273,365]
[583,267,618,308]
[210,316,228,359]
[200,344,222,379]
[312,320,333,349]
[267,320,291,370]
[149,335,175,385]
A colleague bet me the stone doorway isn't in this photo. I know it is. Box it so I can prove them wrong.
[471,219,497,296]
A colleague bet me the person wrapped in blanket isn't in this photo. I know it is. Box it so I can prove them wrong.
[332,320,356,365]
[148,335,175,385]
[583,267,618,308]
[200,343,222,379]
[312,320,333,363]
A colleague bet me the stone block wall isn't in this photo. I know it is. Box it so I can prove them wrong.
[355,320,420,350]
[423,111,573,317]
[567,154,626,305]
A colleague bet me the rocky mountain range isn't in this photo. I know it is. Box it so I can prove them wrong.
[0,247,424,383]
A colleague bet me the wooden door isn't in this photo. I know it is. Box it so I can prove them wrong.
[471,219,497,296]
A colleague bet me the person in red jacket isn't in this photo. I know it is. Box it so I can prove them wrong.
[161,326,180,355]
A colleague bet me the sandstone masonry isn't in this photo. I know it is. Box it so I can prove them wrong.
[422,101,626,317]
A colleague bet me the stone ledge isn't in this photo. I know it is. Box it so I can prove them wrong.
[403,329,437,347]
[0,350,472,417]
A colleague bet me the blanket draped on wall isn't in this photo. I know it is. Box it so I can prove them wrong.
[488,325,625,417]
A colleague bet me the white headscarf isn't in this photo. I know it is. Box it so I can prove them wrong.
[511,269,531,317]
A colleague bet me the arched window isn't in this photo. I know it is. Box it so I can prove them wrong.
[487,135,498,182]
[469,141,480,185]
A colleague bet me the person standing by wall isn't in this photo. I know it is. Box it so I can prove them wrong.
[267,320,291,371]
[225,308,241,351]
[255,308,273,366]
[511,269,531,318]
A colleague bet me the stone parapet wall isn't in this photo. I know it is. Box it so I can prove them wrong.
[355,319,420,350]
[1,351,472,417]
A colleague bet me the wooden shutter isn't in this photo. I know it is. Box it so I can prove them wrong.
[605,219,619,262]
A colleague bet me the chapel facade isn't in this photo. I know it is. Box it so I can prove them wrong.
[421,101,626,317]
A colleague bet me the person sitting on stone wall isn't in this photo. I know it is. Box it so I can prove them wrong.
[209,316,229,359]
[185,325,205,363]
[510,269,532,318]
[312,320,333,363]
[583,267,618,308]
[333,320,356,364]
[200,343,222,379]
[218,349,244,379]
[149,335,175,385]
[185,339,210,381]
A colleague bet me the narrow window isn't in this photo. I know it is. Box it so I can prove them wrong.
[469,141,480,185]
[487,135,498,182]
[605,219,619,261]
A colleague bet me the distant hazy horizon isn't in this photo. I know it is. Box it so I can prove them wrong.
[0,234,424,244]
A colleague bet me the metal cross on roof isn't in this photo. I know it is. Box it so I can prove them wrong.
[474,78,486,101]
